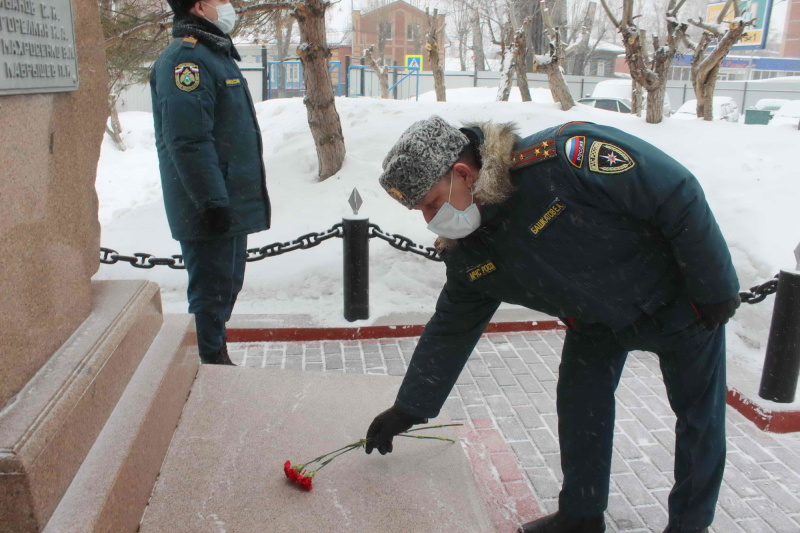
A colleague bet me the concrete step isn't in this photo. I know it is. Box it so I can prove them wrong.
[44,314,198,533]
[139,368,494,533]
[0,280,163,533]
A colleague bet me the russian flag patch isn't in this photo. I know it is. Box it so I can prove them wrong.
[565,136,586,169]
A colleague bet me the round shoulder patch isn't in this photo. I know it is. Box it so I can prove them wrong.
[174,62,200,92]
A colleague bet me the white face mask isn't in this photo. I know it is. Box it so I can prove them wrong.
[203,2,236,34]
[426,174,481,239]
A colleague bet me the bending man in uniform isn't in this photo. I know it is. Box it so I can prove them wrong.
[365,116,739,533]
[150,0,271,364]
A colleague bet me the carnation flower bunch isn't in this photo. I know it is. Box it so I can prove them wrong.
[283,423,462,491]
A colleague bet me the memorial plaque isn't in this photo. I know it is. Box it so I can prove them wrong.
[0,0,78,95]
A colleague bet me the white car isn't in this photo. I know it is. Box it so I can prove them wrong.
[589,79,671,116]
[768,100,800,128]
[673,97,740,122]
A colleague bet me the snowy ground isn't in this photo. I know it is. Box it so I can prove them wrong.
[94,87,799,387]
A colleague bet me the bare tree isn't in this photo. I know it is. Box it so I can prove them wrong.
[364,44,390,98]
[600,0,688,123]
[535,0,576,110]
[564,1,597,75]
[684,0,753,120]
[470,7,487,71]
[514,18,534,102]
[294,0,345,179]
[426,7,447,102]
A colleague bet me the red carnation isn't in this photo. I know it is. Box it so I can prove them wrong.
[297,473,314,491]
[283,460,300,482]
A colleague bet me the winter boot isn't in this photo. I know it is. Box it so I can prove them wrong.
[662,526,708,533]
[200,342,236,365]
[517,511,606,533]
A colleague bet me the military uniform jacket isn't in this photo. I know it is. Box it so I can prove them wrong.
[150,18,270,242]
[395,121,739,419]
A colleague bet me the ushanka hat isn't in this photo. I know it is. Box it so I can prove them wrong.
[379,115,469,209]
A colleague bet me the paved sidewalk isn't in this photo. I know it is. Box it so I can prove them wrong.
[230,330,800,533]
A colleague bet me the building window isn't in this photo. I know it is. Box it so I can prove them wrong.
[596,59,606,77]
[407,23,418,41]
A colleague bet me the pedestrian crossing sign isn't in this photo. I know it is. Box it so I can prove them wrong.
[405,55,423,71]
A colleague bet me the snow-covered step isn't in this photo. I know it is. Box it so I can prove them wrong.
[44,314,197,533]
[139,368,494,532]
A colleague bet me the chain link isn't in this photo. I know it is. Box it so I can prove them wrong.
[245,224,344,261]
[368,223,442,262]
[104,224,781,304]
[740,274,779,304]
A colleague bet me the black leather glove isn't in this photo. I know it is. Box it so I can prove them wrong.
[201,206,231,235]
[365,406,427,455]
[693,295,741,330]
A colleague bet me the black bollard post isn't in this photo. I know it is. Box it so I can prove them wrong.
[758,269,800,403]
[343,215,369,321]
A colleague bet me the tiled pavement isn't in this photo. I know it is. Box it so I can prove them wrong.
[229,330,800,533]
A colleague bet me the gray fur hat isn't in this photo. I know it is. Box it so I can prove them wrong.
[379,115,469,209]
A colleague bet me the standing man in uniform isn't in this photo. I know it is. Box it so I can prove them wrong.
[364,116,740,533]
[150,0,270,365]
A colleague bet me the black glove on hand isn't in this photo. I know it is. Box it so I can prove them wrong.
[693,295,741,330]
[201,206,231,235]
[365,406,427,455]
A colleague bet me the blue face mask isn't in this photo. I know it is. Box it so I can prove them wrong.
[426,173,481,239]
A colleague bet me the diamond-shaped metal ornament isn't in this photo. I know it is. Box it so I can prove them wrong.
[348,188,363,215]
[795,241,800,270]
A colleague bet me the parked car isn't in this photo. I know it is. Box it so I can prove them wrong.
[587,79,672,116]
[672,97,740,122]
[753,98,791,121]
[578,97,633,113]
[768,100,800,128]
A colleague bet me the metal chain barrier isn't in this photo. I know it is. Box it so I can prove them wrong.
[367,223,442,262]
[101,224,781,303]
[99,222,443,268]
[740,275,779,305]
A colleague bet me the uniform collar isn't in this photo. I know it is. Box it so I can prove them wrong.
[172,14,241,61]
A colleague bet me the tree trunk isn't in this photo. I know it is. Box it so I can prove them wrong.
[496,23,516,102]
[293,0,345,180]
[513,21,531,102]
[538,1,575,110]
[107,98,126,151]
[470,8,486,71]
[645,85,665,123]
[426,8,446,102]
[689,11,749,121]
[365,45,389,99]
[631,78,643,116]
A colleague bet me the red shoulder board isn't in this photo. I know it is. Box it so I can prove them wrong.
[511,138,557,169]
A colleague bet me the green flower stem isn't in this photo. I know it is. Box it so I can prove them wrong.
[396,434,456,443]
[401,423,463,434]
[301,439,367,466]
[312,442,365,473]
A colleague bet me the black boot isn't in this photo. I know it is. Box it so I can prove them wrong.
[200,342,236,365]
[517,511,605,533]
[662,526,708,533]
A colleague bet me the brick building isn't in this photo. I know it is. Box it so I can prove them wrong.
[350,0,446,70]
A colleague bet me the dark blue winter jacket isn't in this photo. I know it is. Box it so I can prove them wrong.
[394,121,739,418]
[150,16,270,242]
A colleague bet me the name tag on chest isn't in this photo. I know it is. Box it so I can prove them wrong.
[225,78,242,87]
[467,261,497,282]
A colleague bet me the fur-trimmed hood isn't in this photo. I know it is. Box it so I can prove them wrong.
[466,120,520,206]
[437,120,520,250]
